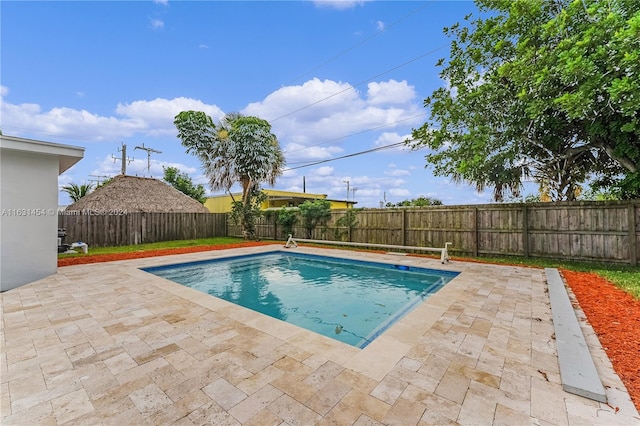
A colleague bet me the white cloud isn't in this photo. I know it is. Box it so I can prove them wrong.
[376,20,385,31]
[150,18,164,29]
[3,78,418,166]
[154,0,169,5]
[311,166,334,177]
[367,79,416,105]
[198,44,209,49]
[245,78,422,166]
[284,142,343,163]
[116,97,224,137]
[374,132,407,146]
[0,85,8,97]
[373,132,413,155]
[2,102,146,141]
[2,75,429,207]
[245,78,361,125]
[1,91,224,142]
[57,169,79,192]
[388,188,410,197]
[385,169,409,177]
[311,0,371,10]
[275,163,414,205]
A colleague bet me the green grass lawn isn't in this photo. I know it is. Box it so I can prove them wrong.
[459,255,640,300]
[59,238,640,299]
[58,237,252,257]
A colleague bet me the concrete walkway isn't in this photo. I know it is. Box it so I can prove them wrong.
[1,245,638,425]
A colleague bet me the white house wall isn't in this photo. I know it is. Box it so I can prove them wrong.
[1,150,60,290]
[1,135,84,292]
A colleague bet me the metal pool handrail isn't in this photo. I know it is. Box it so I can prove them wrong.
[284,234,452,264]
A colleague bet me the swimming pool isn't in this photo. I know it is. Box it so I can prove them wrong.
[143,251,459,348]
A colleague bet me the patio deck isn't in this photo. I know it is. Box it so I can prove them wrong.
[1,245,638,425]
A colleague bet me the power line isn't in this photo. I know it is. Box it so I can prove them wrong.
[269,43,449,123]
[284,112,427,163]
[284,140,413,171]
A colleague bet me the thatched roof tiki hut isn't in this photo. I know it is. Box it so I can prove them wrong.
[65,175,210,214]
[62,175,212,246]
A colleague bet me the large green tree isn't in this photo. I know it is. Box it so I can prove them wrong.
[163,166,207,204]
[411,0,640,201]
[174,111,285,237]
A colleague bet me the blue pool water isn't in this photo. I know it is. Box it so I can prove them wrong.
[142,252,459,348]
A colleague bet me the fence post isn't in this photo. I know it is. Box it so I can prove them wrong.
[473,207,479,257]
[629,203,637,266]
[522,204,529,258]
[273,214,277,240]
[402,209,407,246]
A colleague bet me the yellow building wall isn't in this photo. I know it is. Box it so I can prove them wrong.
[328,200,351,209]
[205,189,352,213]
[204,196,235,213]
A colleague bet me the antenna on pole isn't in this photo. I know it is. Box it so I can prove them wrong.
[89,175,109,186]
[111,142,134,175]
[134,143,162,175]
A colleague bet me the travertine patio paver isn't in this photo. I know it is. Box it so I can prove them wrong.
[1,244,638,425]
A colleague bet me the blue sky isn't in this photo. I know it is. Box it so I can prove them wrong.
[2,0,510,207]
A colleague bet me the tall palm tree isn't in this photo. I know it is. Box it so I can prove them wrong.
[174,111,285,236]
[61,182,94,202]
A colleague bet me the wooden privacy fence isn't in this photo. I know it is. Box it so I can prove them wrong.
[228,200,639,265]
[59,212,227,247]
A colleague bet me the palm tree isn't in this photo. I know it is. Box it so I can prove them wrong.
[61,182,94,202]
[174,111,285,237]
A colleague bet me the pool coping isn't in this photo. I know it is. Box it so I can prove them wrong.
[140,249,459,350]
[133,245,465,381]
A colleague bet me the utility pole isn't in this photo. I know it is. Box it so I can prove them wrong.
[343,180,350,201]
[111,142,133,175]
[351,188,358,201]
[134,143,162,175]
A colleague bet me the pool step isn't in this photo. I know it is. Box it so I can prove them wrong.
[545,268,607,403]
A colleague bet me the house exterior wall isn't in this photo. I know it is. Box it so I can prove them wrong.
[1,136,84,291]
[324,200,351,209]
[205,189,353,213]
[204,195,235,213]
[1,151,59,290]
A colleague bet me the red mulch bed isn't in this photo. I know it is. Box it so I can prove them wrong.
[57,241,272,267]
[561,269,639,412]
[58,246,639,411]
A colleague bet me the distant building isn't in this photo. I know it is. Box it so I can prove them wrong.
[205,189,356,213]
